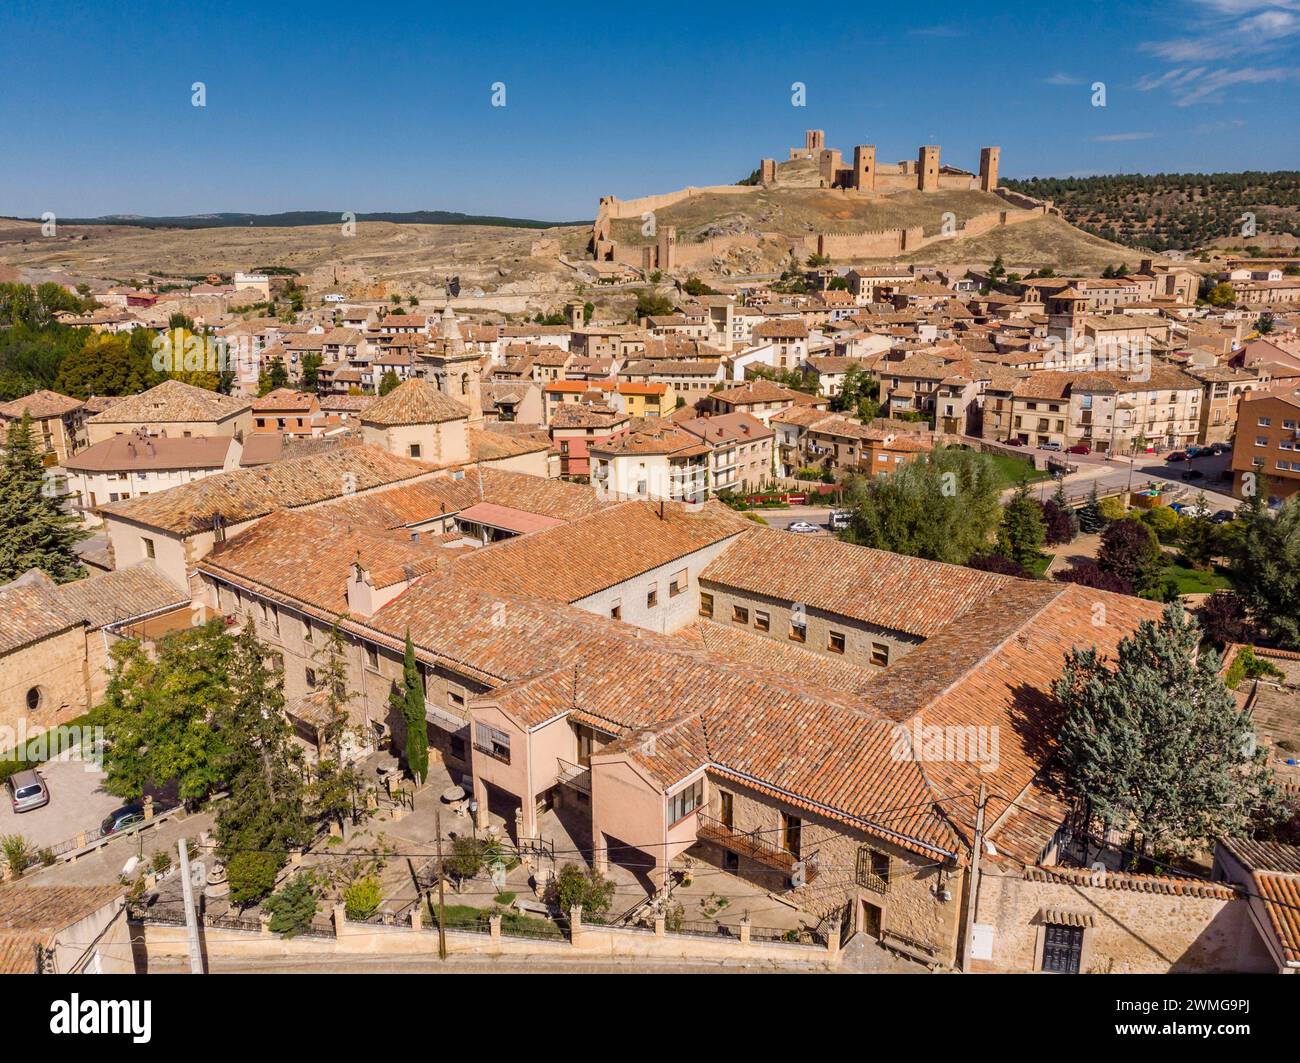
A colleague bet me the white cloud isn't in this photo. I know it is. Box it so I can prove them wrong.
[1045,72,1083,85]
[1089,132,1158,142]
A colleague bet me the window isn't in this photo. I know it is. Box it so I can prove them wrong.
[365,645,379,670]
[828,630,846,654]
[856,846,890,892]
[1259,417,1272,427]
[646,584,658,608]
[448,690,465,708]
[474,722,511,763]
[732,605,749,624]
[142,537,155,560]
[305,668,317,689]
[781,813,802,858]
[871,642,890,667]
[669,569,687,597]
[754,610,770,632]
[409,444,422,458]
[25,686,42,712]
[789,620,806,643]
[719,790,734,829]
[667,778,704,824]
[610,603,622,620]
[303,619,313,643]
[1042,923,1085,974]
[699,593,714,618]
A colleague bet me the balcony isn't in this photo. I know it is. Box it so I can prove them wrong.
[696,813,818,882]
[555,757,591,795]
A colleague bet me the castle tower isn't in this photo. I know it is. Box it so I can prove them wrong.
[853,145,876,192]
[656,226,677,272]
[918,145,940,191]
[565,300,584,329]
[429,305,482,425]
[805,129,825,153]
[760,158,777,186]
[979,147,1000,192]
[818,148,843,188]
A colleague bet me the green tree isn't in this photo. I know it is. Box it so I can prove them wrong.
[263,872,319,936]
[227,850,282,907]
[839,446,1001,564]
[212,624,311,880]
[300,352,323,391]
[996,481,1047,567]
[54,332,163,398]
[1097,517,1164,596]
[378,370,401,396]
[1228,494,1300,648]
[99,620,233,803]
[1205,282,1235,307]
[306,621,361,830]
[548,863,616,917]
[1056,604,1281,862]
[0,415,85,583]
[394,631,428,783]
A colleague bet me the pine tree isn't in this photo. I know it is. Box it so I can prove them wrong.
[1077,481,1105,534]
[1056,603,1281,863]
[1051,479,1079,540]
[0,413,85,583]
[997,481,1047,568]
[213,624,311,878]
[1229,494,1300,649]
[399,631,429,783]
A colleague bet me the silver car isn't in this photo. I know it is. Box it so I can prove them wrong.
[7,769,49,813]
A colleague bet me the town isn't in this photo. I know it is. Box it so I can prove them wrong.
[0,5,1298,1003]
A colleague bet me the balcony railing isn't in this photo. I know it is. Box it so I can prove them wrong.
[696,814,818,883]
[555,757,592,795]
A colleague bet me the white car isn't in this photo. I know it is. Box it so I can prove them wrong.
[787,521,821,534]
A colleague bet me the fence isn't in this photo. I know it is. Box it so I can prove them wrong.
[10,795,184,874]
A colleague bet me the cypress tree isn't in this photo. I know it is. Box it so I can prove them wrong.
[400,631,428,783]
[0,413,85,582]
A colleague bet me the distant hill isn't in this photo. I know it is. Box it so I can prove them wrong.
[19,209,591,231]
[1001,171,1300,253]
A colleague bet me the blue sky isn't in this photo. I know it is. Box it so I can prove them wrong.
[1,0,1297,220]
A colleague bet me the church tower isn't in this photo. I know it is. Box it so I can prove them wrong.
[429,304,483,425]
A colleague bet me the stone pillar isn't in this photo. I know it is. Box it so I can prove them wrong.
[739,918,752,946]
[143,795,154,821]
[473,775,489,831]
[570,905,584,947]
[979,146,1000,192]
[654,914,666,938]
[826,920,842,960]
[760,158,777,186]
[333,903,348,938]
[918,145,940,192]
[410,904,422,931]
[489,914,502,940]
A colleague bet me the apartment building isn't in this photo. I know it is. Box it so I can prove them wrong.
[1231,388,1300,502]
[0,389,87,464]
[676,412,774,494]
[84,379,253,445]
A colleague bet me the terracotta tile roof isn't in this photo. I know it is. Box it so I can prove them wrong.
[0,571,81,655]
[675,412,773,445]
[0,389,83,420]
[64,433,233,473]
[0,883,125,974]
[360,380,469,426]
[252,389,316,412]
[444,499,751,603]
[1220,838,1300,875]
[589,422,708,457]
[469,427,551,461]
[85,379,249,424]
[753,319,810,339]
[1022,865,1236,900]
[457,502,566,535]
[701,527,1013,638]
[100,443,435,534]
[57,563,189,629]
[1252,871,1300,965]
[549,404,627,430]
[711,380,820,406]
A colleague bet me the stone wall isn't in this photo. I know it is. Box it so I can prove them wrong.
[0,628,90,754]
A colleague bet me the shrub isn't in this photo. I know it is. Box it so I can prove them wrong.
[343,874,383,920]
[548,863,616,918]
[494,891,517,906]
[1055,559,1133,595]
[1226,646,1286,690]
[967,552,1033,579]
[1,835,36,878]
[226,850,283,906]
[444,837,488,885]
[264,873,319,937]
[1195,591,1252,648]
[150,850,172,875]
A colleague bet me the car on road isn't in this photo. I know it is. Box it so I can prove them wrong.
[1212,509,1236,524]
[787,521,821,534]
[1039,441,1062,451]
[6,769,49,813]
[1180,469,1205,481]
[1002,437,1025,447]
[1167,451,1188,462]
[100,803,145,837]
[1066,444,1091,455]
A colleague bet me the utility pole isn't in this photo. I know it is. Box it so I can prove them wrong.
[959,783,987,973]
[435,807,447,961]
[177,837,204,974]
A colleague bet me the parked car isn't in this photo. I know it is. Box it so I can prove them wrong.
[1167,451,1188,462]
[1002,437,1025,447]
[1039,441,1062,451]
[1212,509,1236,524]
[787,521,821,534]
[6,769,49,813]
[100,803,145,836]
[1181,469,1205,481]
[1066,444,1091,455]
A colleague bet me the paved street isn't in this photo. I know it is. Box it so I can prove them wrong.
[0,752,122,850]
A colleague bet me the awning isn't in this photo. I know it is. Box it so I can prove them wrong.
[1039,908,1095,928]
[456,502,565,536]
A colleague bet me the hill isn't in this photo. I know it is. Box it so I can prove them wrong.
[7,209,588,231]
[1001,171,1300,253]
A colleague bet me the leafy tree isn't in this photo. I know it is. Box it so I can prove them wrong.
[548,863,615,917]
[343,874,383,919]
[683,277,716,296]
[583,301,595,324]
[258,359,289,396]
[1043,481,1077,545]
[996,481,1046,567]
[1176,501,1220,570]
[1195,591,1251,649]
[378,370,401,396]
[54,332,163,398]
[227,851,282,907]
[307,621,362,829]
[395,631,428,783]
[1228,494,1300,648]
[631,289,674,319]
[1141,505,1186,544]
[100,620,233,803]
[839,446,1000,564]
[1097,517,1164,596]
[1205,282,1235,306]
[300,352,323,391]
[1224,645,1285,690]
[1056,603,1282,862]
[264,872,319,937]
[0,415,85,582]
[1055,558,1132,595]
[212,624,311,879]
[967,552,1032,579]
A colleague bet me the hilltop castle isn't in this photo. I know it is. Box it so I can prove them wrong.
[769,130,1000,195]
